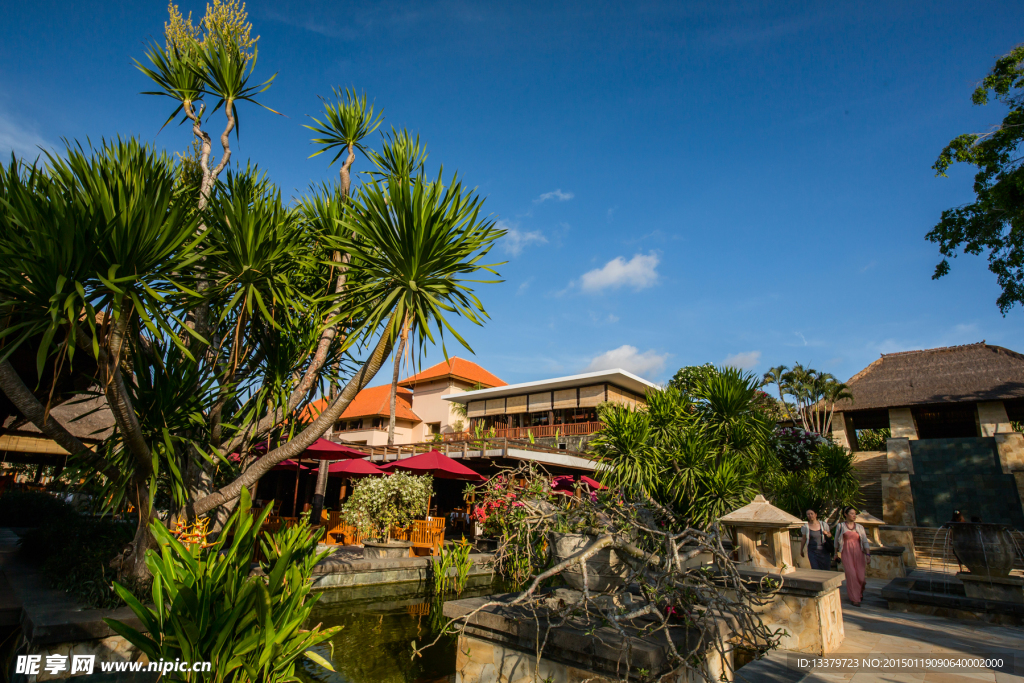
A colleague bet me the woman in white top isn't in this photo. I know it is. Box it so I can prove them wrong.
[834,506,871,606]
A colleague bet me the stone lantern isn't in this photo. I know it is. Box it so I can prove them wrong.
[853,510,907,579]
[720,495,803,574]
[854,511,885,547]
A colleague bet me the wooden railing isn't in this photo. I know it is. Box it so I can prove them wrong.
[442,421,604,441]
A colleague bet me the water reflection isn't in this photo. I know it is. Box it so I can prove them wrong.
[299,577,497,683]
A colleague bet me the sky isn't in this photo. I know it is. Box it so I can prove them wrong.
[2,0,1023,387]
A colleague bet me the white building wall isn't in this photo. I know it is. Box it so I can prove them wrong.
[410,378,477,438]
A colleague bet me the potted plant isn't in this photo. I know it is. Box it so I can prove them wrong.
[547,503,632,593]
[342,472,432,559]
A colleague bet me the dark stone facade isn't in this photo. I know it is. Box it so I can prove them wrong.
[909,437,1024,528]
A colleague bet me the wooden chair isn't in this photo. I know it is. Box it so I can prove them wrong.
[409,517,446,557]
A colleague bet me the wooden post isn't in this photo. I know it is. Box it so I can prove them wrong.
[291,460,301,517]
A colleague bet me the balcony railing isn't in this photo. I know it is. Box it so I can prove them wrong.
[442,421,604,441]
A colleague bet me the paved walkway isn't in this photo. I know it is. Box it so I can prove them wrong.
[738,577,1024,682]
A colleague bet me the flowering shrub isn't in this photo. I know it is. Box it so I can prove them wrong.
[342,472,432,542]
[772,426,828,471]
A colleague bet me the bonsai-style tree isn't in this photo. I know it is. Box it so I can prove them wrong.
[422,462,786,683]
[341,472,432,543]
[0,1,504,580]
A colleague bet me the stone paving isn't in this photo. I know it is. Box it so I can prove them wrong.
[738,577,1024,682]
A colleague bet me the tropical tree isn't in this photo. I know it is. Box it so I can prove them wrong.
[762,364,852,435]
[0,2,504,579]
[592,367,770,528]
[926,43,1024,313]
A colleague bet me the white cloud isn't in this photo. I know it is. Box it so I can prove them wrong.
[579,252,659,293]
[585,345,669,379]
[502,226,548,256]
[516,278,532,295]
[0,108,49,159]
[606,313,620,323]
[722,350,762,370]
[535,189,574,203]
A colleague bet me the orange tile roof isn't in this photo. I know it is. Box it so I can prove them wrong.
[398,357,506,389]
[301,384,421,423]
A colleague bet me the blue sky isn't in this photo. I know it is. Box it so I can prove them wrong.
[2,0,1023,386]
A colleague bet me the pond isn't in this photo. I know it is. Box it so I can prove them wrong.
[298,576,499,683]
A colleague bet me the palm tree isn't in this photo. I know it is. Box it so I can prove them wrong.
[0,9,506,579]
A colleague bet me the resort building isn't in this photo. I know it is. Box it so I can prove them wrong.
[829,342,1024,529]
[307,357,506,446]
[397,357,506,438]
[441,368,656,444]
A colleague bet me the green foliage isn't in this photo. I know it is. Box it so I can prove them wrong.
[20,512,139,609]
[433,536,473,595]
[105,489,339,682]
[334,171,506,357]
[667,363,717,394]
[0,139,202,370]
[137,0,276,133]
[855,428,890,451]
[341,472,432,542]
[927,44,1024,313]
[467,465,553,587]
[305,88,384,165]
[592,366,771,528]
[767,443,861,519]
[762,364,852,435]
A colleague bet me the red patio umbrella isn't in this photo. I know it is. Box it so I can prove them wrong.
[379,449,486,481]
[227,453,309,472]
[315,459,387,476]
[301,439,369,460]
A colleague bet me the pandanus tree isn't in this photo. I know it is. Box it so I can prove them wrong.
[0,1,504,579]
[592,368,770,528]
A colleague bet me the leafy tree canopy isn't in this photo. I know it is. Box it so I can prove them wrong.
[927,44,1024,313]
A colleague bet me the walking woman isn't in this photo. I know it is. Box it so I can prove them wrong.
[799,509,833,570]
[835,506,871,606]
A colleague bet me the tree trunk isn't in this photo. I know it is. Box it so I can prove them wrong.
[387,316,410,447]
[310,461,330,524]
[122,476,154,582]
[192,323,397,517]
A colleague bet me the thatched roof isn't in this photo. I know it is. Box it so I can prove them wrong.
[719,495,803,528]
[833,342,1024,413]
[2,389,115,442]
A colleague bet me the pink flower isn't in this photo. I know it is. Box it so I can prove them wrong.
[512,501,525,508]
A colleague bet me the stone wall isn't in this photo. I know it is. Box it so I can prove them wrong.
[755,588,844,656]
[907,437,1024,528]
[455,634,730,683]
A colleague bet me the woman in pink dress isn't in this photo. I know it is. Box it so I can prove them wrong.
[834,506,871,606]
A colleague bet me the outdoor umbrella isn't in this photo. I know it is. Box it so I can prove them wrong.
[380,449,486,517]
[379,449,486,481]
[314,459,387,476]
[301,439,369,460]
[227,453,309,472]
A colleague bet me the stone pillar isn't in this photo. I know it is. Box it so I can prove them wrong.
[881,437,916,526]
[888,408,918,440]
[831,412,858,451]
[995,432,1024,522]
[978,401,1013,437]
